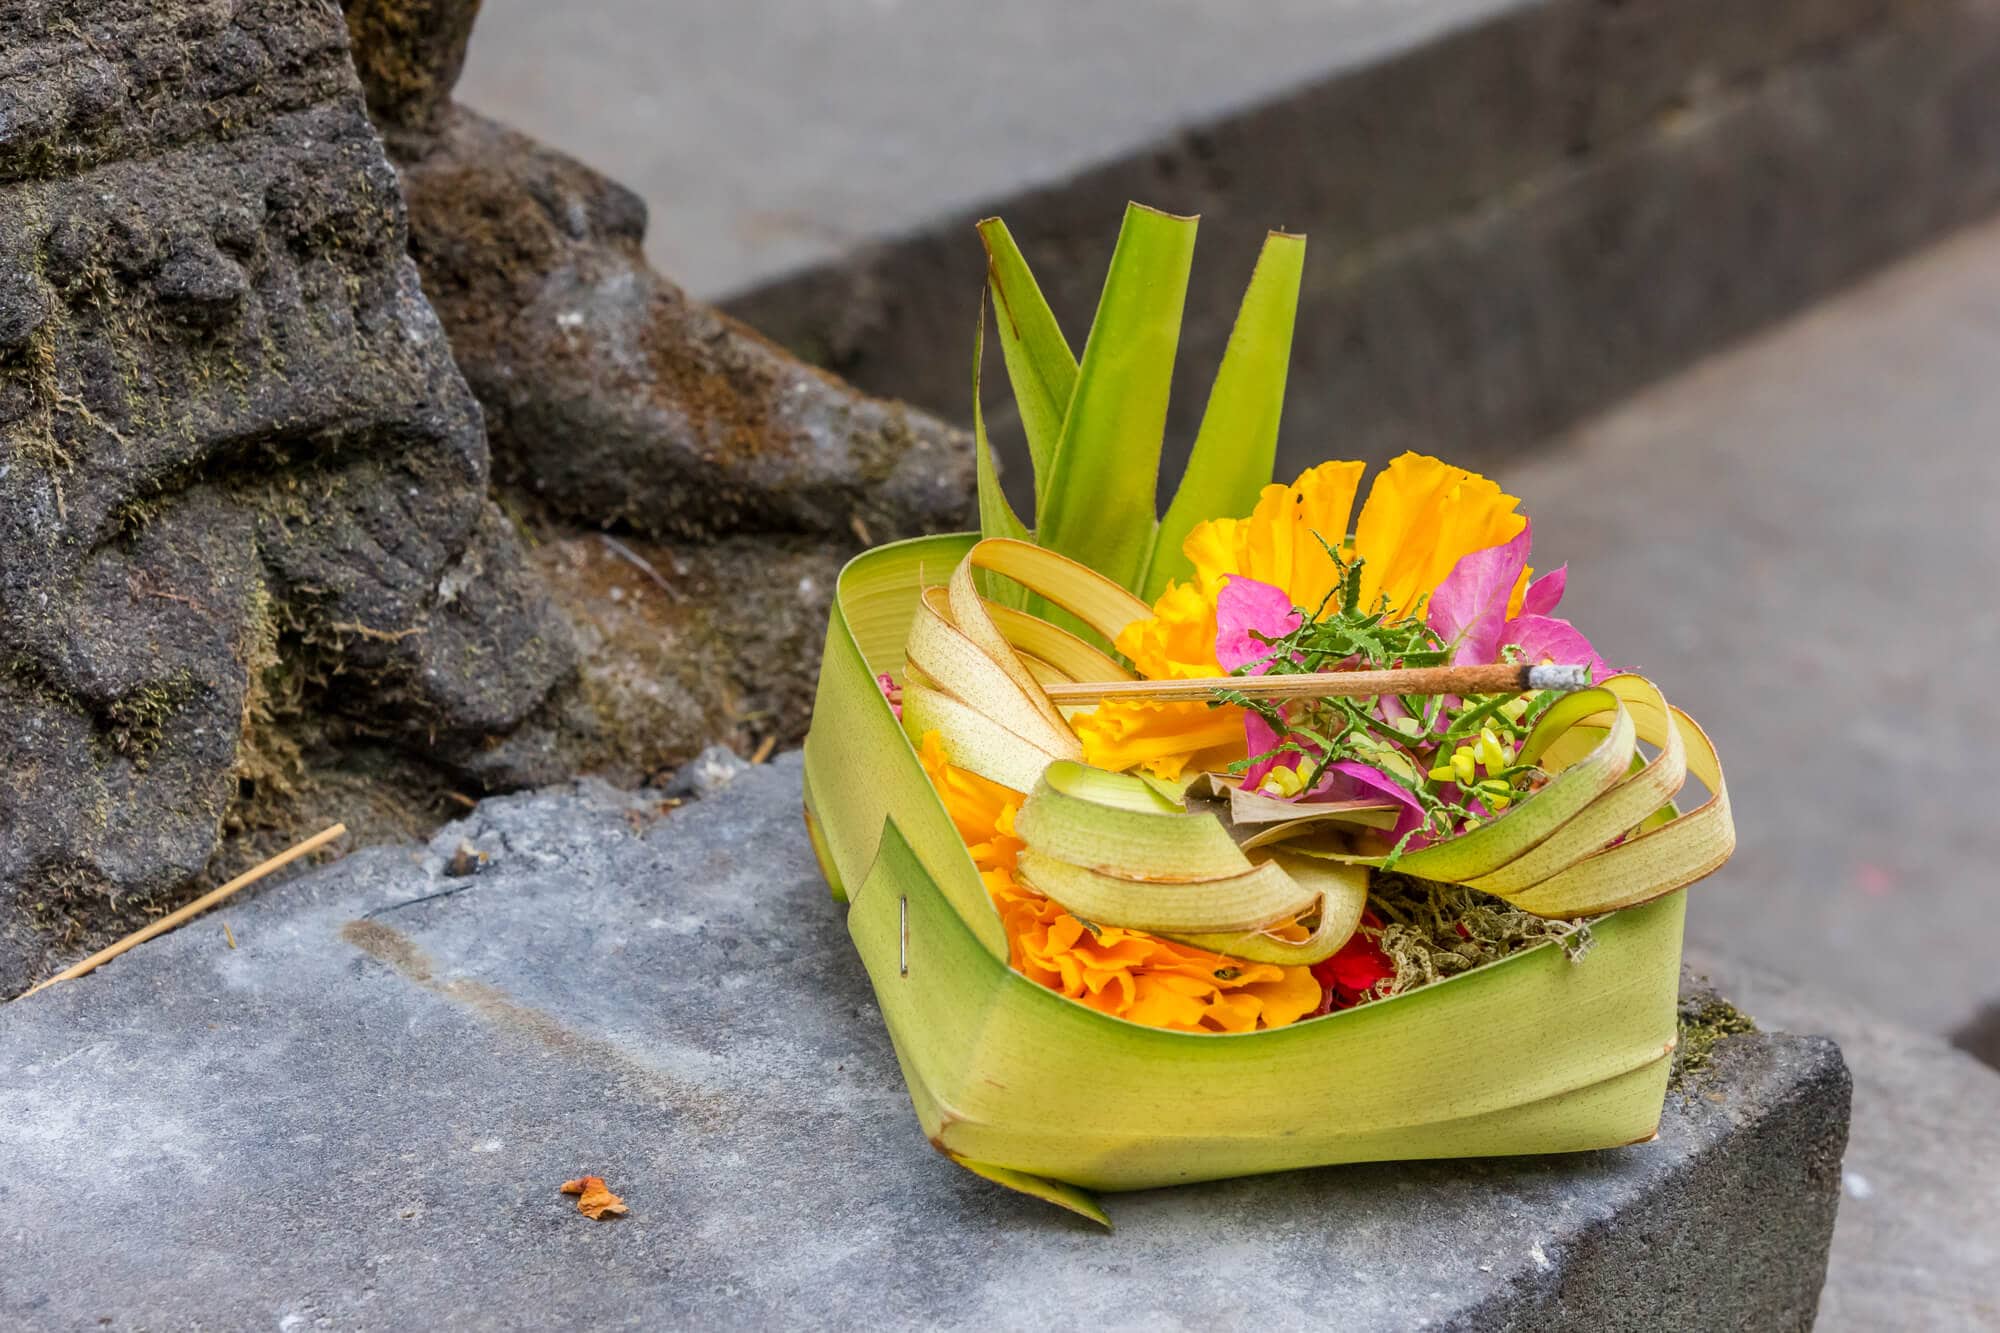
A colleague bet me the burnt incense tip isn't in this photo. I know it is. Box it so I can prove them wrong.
[1525,664,1592,693]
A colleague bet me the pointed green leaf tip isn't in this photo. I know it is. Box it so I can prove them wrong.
[1144,230,1306,601]
[1036,203,1198,594]
[949,1154,1113,1228]
[970,205,1305,610]
[978,218,1078,503]
[971,295,1031,609]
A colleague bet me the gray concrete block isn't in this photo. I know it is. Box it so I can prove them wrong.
[2,757,1847,1329]
[719,1,2000,499]
[1687,949,2000,1331]
[458,0,1532,298]
[1493,215,2000,1041]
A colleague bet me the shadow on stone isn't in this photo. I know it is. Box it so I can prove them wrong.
[1950,1000,2000,1072]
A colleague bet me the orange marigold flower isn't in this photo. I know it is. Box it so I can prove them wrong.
[917,730,1322,1033]
[917,730,1024,873]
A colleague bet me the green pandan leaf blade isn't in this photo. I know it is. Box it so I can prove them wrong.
[977,218,1077,505]
[1037,203,1198,594]
[1143,229,1305,601]
[971,298,1031,609]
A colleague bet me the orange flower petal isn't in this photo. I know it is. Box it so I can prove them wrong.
[921,715,1325,1033]
[559,1176,629,1220]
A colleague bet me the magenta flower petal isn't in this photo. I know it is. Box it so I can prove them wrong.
[1520,564,1567,618]
[1427,524,1532,666]
[1501,614,1612,681]
[1239,707,1292,789]
[1215,576,1302,673]
[1310,760,1431,846]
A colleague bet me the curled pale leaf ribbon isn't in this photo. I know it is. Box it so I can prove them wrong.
[903,539,1735,953]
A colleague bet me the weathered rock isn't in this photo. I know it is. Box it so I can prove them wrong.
[0,756,1851,1329]
[525,532,841,784]
[341,0,483,143]
[341,0,972,545]
[396,109,974,544]
[0,0,575,991]
[331,0,972,778]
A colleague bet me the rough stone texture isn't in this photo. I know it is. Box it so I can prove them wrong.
[0,0,574,993]
[1686,948,2000,1331]
[0,756,1851,1329]
[337,0,973,544]
[720,0,2000,501]
[343,0,483,141]
[330,0,972,779]
[526,533,843,785]
[398,109,973,545]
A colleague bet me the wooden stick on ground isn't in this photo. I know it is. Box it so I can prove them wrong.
[1041,662,1590,706]
[15,823,348,1000]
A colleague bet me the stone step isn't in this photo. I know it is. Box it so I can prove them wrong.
[659,0,2000,492]
[1685,947,2000,1331]
[1,756,1863,1329]
[1491,213,2000,1043]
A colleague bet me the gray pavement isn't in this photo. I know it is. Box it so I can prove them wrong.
[454,0,1512,297]
[1496,216,2000,1040]
[1687,947,2000,1331]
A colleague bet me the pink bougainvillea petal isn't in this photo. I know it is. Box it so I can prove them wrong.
[1215,576,1302,673]
[1501,614,1612,680]
[1426,525,1533,666]
[1239,707,1292,789]
[1311,760,1430,846]
[1520,564,1567,618]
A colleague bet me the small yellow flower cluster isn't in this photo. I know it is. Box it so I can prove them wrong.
[1259,764,1308,798]
[1428,727,1518,810]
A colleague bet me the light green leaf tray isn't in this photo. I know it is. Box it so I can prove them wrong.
[803,533,1685,1225]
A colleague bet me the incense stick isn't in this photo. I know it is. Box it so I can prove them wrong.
[1041,663,1589,706]
[15,823,348,999]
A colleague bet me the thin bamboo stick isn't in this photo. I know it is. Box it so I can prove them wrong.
[15,823,348,999]
[1041,662,1589,706]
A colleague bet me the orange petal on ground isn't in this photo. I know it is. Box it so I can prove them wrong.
[560,1175,630,1219]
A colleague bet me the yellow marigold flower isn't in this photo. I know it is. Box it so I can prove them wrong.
[1077,453,1529,780]
[1182,459,1367,615]
[918,730,1322,1033]
[1070,698,1245,782]
[1350,453,1527,619]
[1112,579,1224,682]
